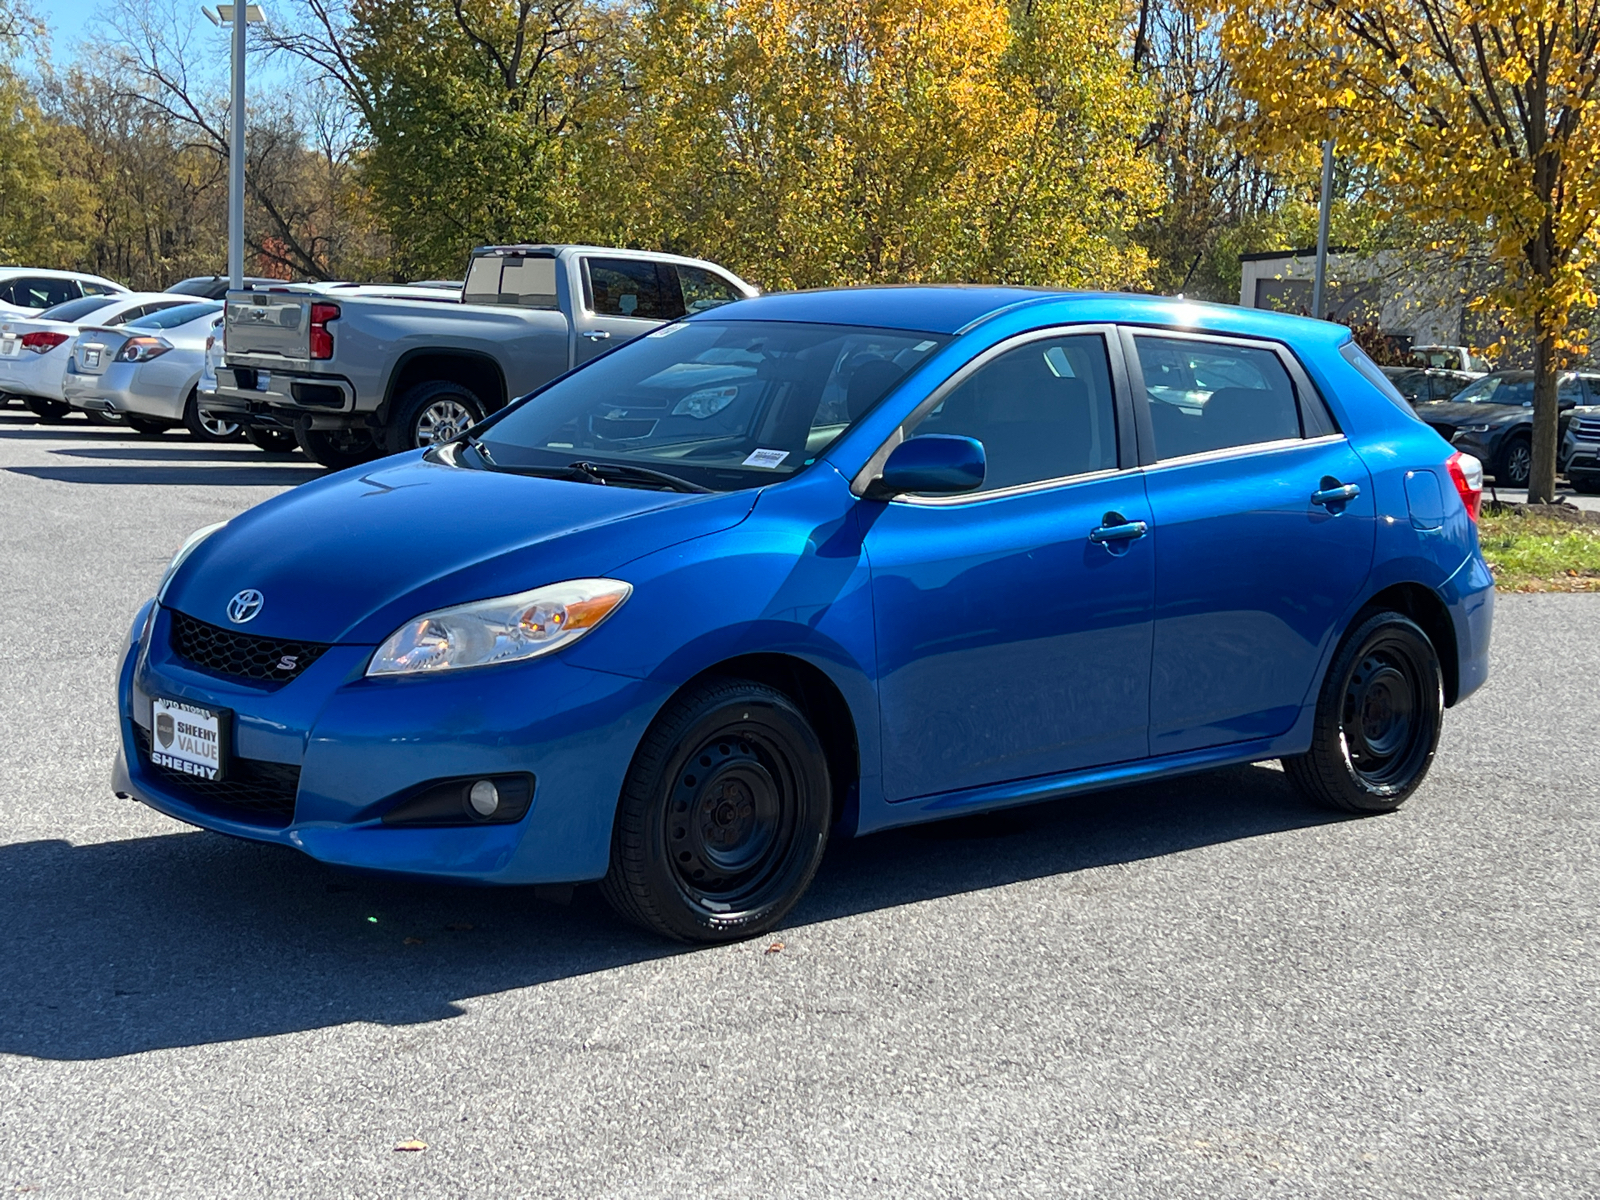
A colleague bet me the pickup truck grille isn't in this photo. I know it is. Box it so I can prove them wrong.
[168,610,331,687]
[1572,417,1600,440]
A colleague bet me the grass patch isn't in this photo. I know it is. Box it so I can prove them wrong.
[1478,504,1600,591]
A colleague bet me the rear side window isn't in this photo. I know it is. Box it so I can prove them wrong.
[463,254,559,309]
[1135,335,1302,459]
[585,258,672,320]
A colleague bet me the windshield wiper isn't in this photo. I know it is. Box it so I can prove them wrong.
[568,460,712,493]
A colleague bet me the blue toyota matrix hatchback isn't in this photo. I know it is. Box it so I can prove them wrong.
[115,289,1494,942]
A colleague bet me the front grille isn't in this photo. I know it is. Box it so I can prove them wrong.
[168,609,330,687]
[1573,418,1600,440]
[133,724,299,827]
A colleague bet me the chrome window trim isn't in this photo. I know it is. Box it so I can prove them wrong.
[890,465,1126,507]
[1138,432,1346,473]
[850,322,1136,499]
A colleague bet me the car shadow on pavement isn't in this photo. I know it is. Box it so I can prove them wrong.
[50,445,295,462]
[6,463,323,486]
[1,764,1342,1062]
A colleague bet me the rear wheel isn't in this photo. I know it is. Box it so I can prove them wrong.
[128,417,169,436]
[385,380,486,454]
[601,678,832,943]
[244,425,298,454]
[295,424,382,470]
[22,398,68,421]
[1497,434,1532,488]
[84,409,126,427]
[1283,610,1443,814]
[183,390,242,442]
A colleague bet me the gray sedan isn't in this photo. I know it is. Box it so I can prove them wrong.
[62,302,241,441]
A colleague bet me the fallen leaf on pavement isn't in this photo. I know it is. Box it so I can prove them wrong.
[394,1140,427,1152]
[765,942,785,954]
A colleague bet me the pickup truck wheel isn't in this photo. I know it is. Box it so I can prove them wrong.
[182,389,243,442]
[295,425,382,470]
[387,380,486,453]
[244,426,299,454]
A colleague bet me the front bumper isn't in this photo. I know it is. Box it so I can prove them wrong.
[116,604,670,884]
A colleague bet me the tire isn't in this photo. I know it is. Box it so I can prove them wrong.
[183,390,243,442]
[601,678,833,944]
[84,409,126,426]
[385,379,486,454]
[244,425,299,453]
[128,417,169,436]
[1497,434,1532,488]
[1569,474,1600,495]
[22,398,68,421]
[1283,610,1444,814]
[294,424,382,470]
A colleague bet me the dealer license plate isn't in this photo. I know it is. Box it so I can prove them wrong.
[83,348,100,367]
[0,337,16,357]
[150,697,227,781]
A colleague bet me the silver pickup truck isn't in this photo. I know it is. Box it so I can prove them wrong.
[213,244,757,467]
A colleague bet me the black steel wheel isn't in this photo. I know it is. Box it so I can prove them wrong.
[602,678,832,943]
[1284,610,1443,813]
[1497,434,1532,488]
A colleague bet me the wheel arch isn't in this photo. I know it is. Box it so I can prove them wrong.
[381,349,508,418]
[1359,581,1461,705]
[673,652,862,832]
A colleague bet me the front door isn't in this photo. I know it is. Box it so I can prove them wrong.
[1128,330,1376,756]
[573,257,686,364]
[863,330,1154,802]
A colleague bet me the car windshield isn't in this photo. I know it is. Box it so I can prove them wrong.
[127,301,223,330]
[476,320,948,491]
[37,296,118,322]
[1453,373,1533,405]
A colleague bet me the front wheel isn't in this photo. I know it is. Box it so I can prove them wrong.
[601,679,832,943]
[183,390,243,442]
[1283,610,1443,814]
[1497,434,1532,488]
[294,425,382,470]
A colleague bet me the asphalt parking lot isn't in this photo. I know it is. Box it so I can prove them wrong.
[2,410,1597,1199]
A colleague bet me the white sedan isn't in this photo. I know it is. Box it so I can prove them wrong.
[0,293,197,421]
[61,302,241,441]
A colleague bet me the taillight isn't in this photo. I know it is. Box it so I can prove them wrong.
[117,336,172,363]
[310,302,339,360]
[1446,451,1483,521]
[20,331,69,354]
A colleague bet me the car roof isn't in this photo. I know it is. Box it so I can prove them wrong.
[699,286,1351,344]
[0,267,127,289]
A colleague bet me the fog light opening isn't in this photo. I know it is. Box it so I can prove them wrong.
[468,779,500,818]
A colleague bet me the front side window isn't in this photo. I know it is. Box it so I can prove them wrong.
[678,266,742,314]
[1453,374,1532,405]
[1136,335,1302,459]
[80,280,118,296]
[905,333,1119,493]
[586,258,673,320]
[7,277,78,309]
[478,320,946,491]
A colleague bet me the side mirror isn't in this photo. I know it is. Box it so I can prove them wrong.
[865,434,986,499]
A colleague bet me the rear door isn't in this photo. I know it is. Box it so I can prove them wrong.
[573,257,683,364]
[1128,329,1376,757]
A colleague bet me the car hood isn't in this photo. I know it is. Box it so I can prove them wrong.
[1414,401,1527,427]
[162,453,758,644]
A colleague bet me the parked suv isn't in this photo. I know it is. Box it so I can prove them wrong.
[1412,369,1600,487]
[212,245,755,468]
[1561,409,1600,493]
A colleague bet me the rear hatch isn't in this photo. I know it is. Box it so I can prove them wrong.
[70,326,134,376]
[224,290,311,363]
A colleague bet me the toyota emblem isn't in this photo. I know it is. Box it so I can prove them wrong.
[227,589,265,624]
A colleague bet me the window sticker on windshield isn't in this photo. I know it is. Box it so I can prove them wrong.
[914,340,937,352]
[743,448,790,469]
[647,322,687,338]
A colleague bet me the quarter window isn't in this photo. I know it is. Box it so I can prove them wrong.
[1136,335,1302,459]
[906,333,1119,493]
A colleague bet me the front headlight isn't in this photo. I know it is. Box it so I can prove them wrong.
[367,578,633,677]
[1458,424,1492,434]
[158,521,227,599]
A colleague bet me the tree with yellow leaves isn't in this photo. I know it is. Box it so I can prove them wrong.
[1217,0,1600,503]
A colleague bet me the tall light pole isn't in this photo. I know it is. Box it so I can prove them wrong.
[1311,138,1335,320]
[202,4,265,290]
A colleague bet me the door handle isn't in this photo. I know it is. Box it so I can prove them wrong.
[580,330,612,341]
[1089,516,1149,544]
[1311,481,1361,507]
